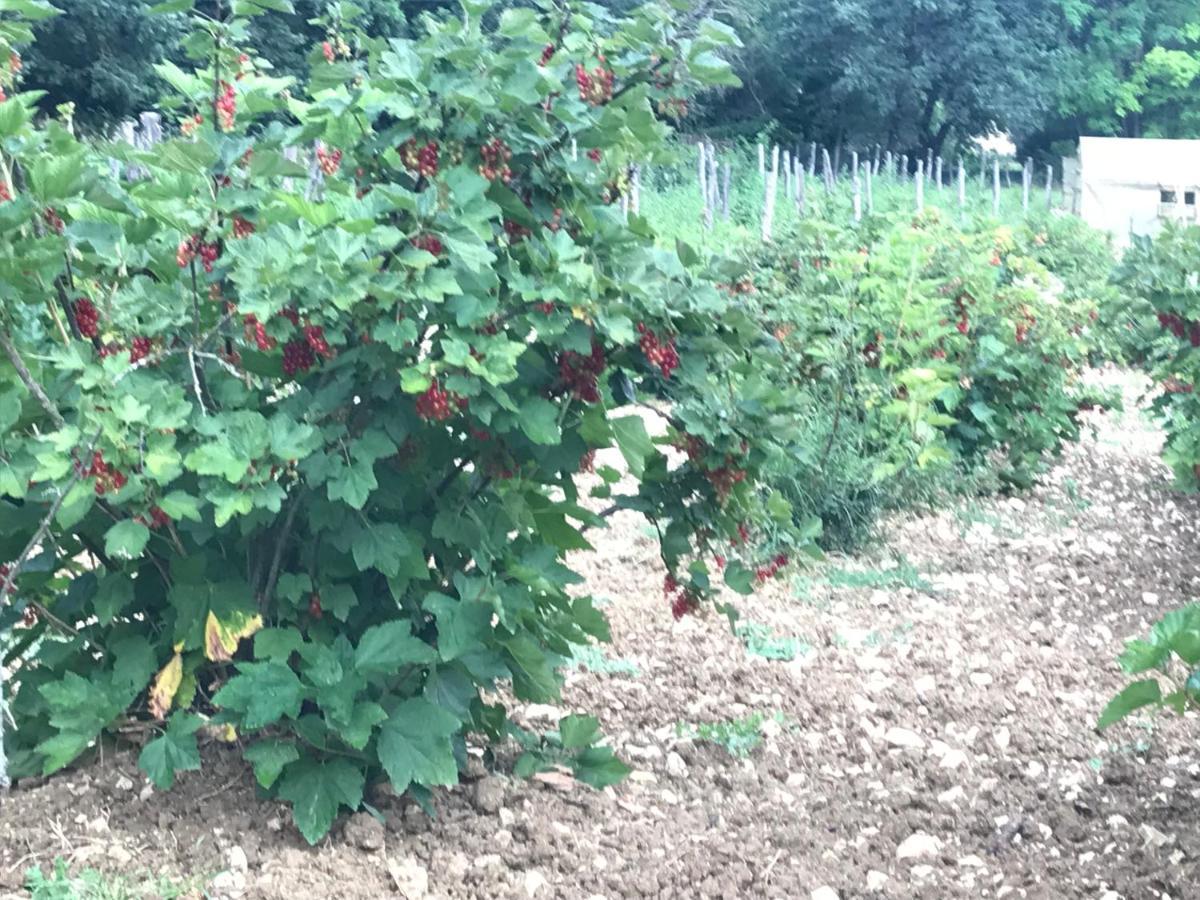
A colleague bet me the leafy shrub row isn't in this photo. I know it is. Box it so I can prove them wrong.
[0,0,814,842]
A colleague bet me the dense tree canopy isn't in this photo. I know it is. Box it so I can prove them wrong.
[15,0,1200,155]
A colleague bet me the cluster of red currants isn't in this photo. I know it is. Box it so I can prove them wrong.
[539,43,555,66]
[130,336,153,364]
[664,575,700,620]
[953,293,971,335]
[74,298,100,339]
[43,207,64,235]
[232,215,255,239]
[575,61,614,106]
[558,340,607,403]
[579,449,597,473]
[243,314,275,351]
[636,323,679,378]
[0,181,11,202]
[82,450,127,496]
[215,81,236,132]
[754,553,790,584]
[416,380,467,421]
[316,144,343,176]
[704,462,746,500]
[412,233,444,257]
[1157,311,1200,347]
[282,339,316,377]
[478,138,513,183]
[177,235,221,273]
[400,138,440,178]
[303,324,334,360]
[503,219,531,242]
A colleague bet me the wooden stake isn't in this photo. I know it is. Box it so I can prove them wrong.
[822,147,834,191]
[852,151,862,223]
[992,157,1001,216]
[935,156,943,191]
[721,161,732,220]
[808,142,817,177]
[865,160,874,213]
[915,160,925,212]
[1044,164,1053,208]
[1022,156,1032,212]
[762,145,780,242]
[796,165,806,217]
[698,141,710,230]
[900,154,908,180]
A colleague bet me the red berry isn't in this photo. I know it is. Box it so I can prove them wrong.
[130,336,153,363]
[73,298,99,339]
[282,339,316,377]
[322,41,335,63]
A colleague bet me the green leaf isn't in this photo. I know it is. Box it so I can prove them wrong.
[352,522,412,577]
[723,563,755,596]
[354,619,436,675]
[138,713,203,790]
[277,756,365,845]
[93,574,135,624]
[519,397,561,445]
[244,738,300,789]
[503,634,560,701]
[327,457,377,510]
[104,520,150,560]
[1097,679,1162,730]
[572,746,630,788]
[212,661,306,729]
[611,416,654,478]
[255,627,303,662]
[338,702,388,750]
[377,698,460,794]
[558,714,600,750]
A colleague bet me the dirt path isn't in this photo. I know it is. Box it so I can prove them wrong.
[4,370,1200,900]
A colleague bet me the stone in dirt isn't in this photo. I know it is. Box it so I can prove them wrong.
[810,887,840,900]
[344,811,385,852]
[387,856,429,898]
[866,870,887,890]
[472,776,507,814]
[883,726,925,750]
[896,832,942,860]
[523,869,548,897]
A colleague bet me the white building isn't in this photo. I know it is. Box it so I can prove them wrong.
[1069,136,1200,245]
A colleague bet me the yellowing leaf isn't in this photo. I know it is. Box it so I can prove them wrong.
[571,305,593,323]
[148,643,184,720]
[205,610,264,662]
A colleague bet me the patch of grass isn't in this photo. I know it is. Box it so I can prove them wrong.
[675,711,785,758]
[566,643,640,676]
[25,859,198,900]
[823,556,933,593]
[953,500,1024,539]
[735,622,812,661]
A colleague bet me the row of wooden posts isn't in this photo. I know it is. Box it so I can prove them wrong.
[696,140,1057,242]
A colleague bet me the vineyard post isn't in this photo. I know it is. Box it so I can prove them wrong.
[884,150,893,180]
[936,156,943,191]
[782,149,792,201]
[1044,163,1053,208]
[283,145,298,192]
[1022,157,1032,212]
[832,140,842,178]
[822,146,834,191]
[925,147,933,178]
[865,159,874,213]
[697,141,709,229]
[900,154,908,180]
[796,164,806,217]
[570,137,578,161]
[851,150,862,222]
[721,161,731,220]
[761,144,780,242]
[808,141,817,177]
[993,156,1001,216]
[700,141,710,230]
[915,159,925,213]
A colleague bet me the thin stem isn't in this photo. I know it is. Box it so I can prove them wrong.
[0,329,67,428]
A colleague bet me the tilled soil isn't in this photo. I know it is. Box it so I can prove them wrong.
[4,370,1200,900]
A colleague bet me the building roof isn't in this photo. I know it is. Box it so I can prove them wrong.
[1079,136,1200,187]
